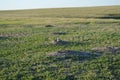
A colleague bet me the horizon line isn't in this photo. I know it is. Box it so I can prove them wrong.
[0,4,119,11]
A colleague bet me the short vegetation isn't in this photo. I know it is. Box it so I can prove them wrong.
[0,6,120,80]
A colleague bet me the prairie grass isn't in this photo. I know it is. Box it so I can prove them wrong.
[0,6,120,80]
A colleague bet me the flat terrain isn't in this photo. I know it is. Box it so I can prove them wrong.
[0,6,120,80]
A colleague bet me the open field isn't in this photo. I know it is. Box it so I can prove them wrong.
[0,6,120,80]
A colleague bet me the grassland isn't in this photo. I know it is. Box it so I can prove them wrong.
[0,6,120,80]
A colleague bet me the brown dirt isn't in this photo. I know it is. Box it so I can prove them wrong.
[47,50,90,57]
[91,46,120,53]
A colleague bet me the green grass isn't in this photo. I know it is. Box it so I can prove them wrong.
[0,5,120,80]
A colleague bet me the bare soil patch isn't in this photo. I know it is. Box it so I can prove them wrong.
[47,50,91,57]
[91,46,120,53]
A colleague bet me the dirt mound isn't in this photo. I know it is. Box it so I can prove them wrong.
[45,25,54,27]
[0,33,28,38]
[52,32,66,35]
[47,50,90,57]
[51,38,68,45]
[91,46,120,53]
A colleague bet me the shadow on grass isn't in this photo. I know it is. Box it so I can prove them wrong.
[0,36,9,40]
[95,14,120,19]
[97,16,120,19]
